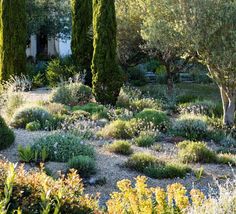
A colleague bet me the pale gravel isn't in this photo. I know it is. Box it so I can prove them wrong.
[0,88,235,205]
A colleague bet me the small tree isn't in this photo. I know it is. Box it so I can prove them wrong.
[92,0,123,105]
[0,0,27,81]
[71,0,93,86]
[174,0,236,126]
[140,0,192,95]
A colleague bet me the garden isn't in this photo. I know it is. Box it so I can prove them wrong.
[0,0,236,214]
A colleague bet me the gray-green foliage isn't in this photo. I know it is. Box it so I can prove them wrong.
[32,133,95,162]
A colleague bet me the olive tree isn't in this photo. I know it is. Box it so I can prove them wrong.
[141,0,236,126]
[140,0,192,94]
[175,0,236,126]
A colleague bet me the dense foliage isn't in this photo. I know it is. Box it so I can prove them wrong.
[71,0,93,86]
[0,0,27,81]
[0,116,15,150]
[92,0,123,105]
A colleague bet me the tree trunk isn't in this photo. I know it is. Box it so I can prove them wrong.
[220,87,235,126]
[166,66,174,95]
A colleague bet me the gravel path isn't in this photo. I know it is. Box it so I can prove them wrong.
[0,88,235,206]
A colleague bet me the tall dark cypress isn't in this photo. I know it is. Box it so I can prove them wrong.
[71,0,93,86]
[92,0,123,105]
[0,0,27,81]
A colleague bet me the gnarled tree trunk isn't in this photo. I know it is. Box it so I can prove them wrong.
[220,87,235,126]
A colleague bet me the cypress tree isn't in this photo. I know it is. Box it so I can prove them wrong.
[92,0,123,105]
[0,0,27,81]
[71,0,93,86]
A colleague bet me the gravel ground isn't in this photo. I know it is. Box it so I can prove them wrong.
[0,88,235,206]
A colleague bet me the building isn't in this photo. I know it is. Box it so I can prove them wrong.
[26,33,72,59]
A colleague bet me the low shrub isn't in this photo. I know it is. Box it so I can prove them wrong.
[98,120,132,139]
[68,155,96,178]
[0,116,15,150]
[0,161,100,213]
[144,163,191,179]
[107,141,133,155]
[129,98,161,112]
[135,108,170,131]
[219,136,236,148]
[217,153,236,166]
[173,115,208,140]
[51,82,93,106]
[26,121,41,131]
[10,106,53,129]
[46,57,78,87]
[126,153,190,179]
[133,133,156,147]
[43,102,68,116]
[178,141,217,163]
[179,100,221,117]
[32,133,95,162]
[73,103,109,120]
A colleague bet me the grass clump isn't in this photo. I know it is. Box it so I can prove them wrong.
[68,155,96,178]
[173,115,208,140]
[98,119,132,139]
[32,133,95,162]
[126,152,190,179]
[107,141,133,155]
[178,141,217,163]
[135,108,170,131]
[134,133,156,147]
[0,116,15,150]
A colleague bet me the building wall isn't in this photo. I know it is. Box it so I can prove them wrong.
[26,35,72,59]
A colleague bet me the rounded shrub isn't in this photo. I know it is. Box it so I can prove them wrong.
[173,115,208,140]
[179,100,221,117]
[68,155,96,178]
[51,83,93,106]
[135,108,170,131]
[98,120,132,139]
[134,134,155,147]
[32,133,95,162]
[10,106,53,129]
[26,121,41,132]
[0,116,15,150]
[107,141,133,155]
[178,141,217,163]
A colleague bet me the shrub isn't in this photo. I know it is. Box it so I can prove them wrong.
[51,82,93,106]
[144,163,191,179]
[126,153,158,172]
[176,94,199,104]
[217,153,236,166]
[135,108,170,131]
[46,58,78,87]
[127,67,147,86]
[178,141,217,163]
[107,141,133,155]
[10,106,53,129]
[179,100,221,117]
[0,116,15,150]
[0,161,100,213]
[26,121,41,131]
[134,133,156,147]
[173,115,208,140]
[98,120,132,139]
[32,133,95,162]
[4,92,25,118]
[126,153,190,179]
[43,102,68,116]
[219,136,236,148]
[68,155,96,178]
[73,103,109,120]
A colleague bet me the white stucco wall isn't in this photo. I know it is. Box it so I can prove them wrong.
[58,38,72,57]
